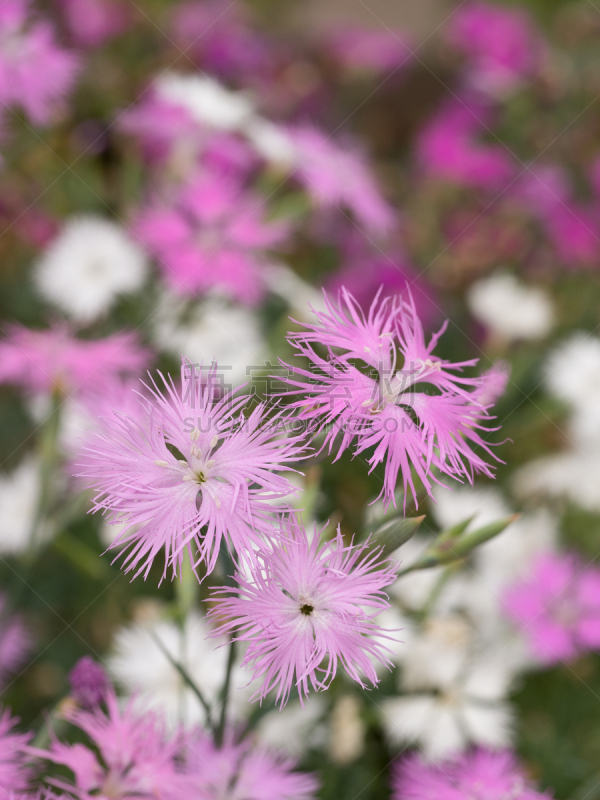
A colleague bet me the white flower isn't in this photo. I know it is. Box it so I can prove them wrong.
[0,458,41,554]
[467,272,554,341]
[34,216,148,323]
[545,333,600,413]
[152,296,268,386]
[514,451,600,513]
[156,72,253,131]
[245,119,298,166]
[108,612,252,727]
[262,263,327,317]
[381,652,514,761]
[431,484,511,531]
[256,697,326,758]
[401,614,472,692]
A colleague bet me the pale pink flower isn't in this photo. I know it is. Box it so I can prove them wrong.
[394,749,553,800]
[182,728,319,800]
[417,96,515,189]
[57,0,130,48]
[503,553,600,665]
[79,361,304,580]
[0,710,32,797]
[446,1,542,96]
[135,172,288,304]
[31,689,194,799]
[287,125,394,235]
[0,0,79,125]
[0,324,149,398]
[323,25,413,75]
[282,288,501,505]
[210,517,398,707]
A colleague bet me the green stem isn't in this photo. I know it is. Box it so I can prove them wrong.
[150,630,214,730]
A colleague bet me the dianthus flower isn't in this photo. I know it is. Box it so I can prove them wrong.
[135,171,288,304]
[287,125,394,235]
[31,690,194,799]
[0,324,149,398]
[209,517,398,707]
[446,1,542,96]
[69,656,108,709]
[182,729,319,800]
[417,96,515,189]
[503,552,600,664]
[282,288,501,505]
[57,0,130,49]
[0,710,32,797]
[79,361,304,579]
[393,749,553,800]
[0,0,79,125]
[323,25,412,75]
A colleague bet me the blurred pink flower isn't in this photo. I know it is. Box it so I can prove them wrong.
[0,0,79,125]
[210,517,397,707]
[394,748,553,800]
[417,96,515,189]
[323,25,413,75]
[57,0,130,49]
[447,1,542,96]
[31,689,194,799]
[69,657,108,709]
[504,552,600,664]
[288,125,394,236]
[79,361,304,580]
[135,172,288,303]
[0,710,32,796]
[516,165,600,269]
[0,324,149,397]
[182,728,319,800]
[282,288,501,505]
[170,0,276,83]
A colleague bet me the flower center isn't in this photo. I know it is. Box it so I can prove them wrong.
[300,603,315,616]
[298,593,316,616]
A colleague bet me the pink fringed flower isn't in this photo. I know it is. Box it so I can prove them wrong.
[210,517,397,707]
[79,361,304,579]
[135,172,287,304]
[182,729,319,800]
[393,749,553,800]
[0,710,32,796]
[0,324,149,398]
[0,0,79,125]
[446,1,542,96]
[282,288,501,505]
[288,126,394,235]
[417,96,515,189]
[0,593,31,690]
[31,690,194,799]
[503,553,600,665]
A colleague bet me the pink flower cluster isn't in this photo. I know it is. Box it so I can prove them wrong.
[135,171,287,304]
[504,553,600,665]
[0,0,79,125]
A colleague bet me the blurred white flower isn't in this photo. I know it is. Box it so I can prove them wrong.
[34,216,148,323]
[157,72,253,131]
[108,611,252,727]
[262,263,327,317]
[431,484,511,531]
[545,333,600,412]
[0,457,41,554]
[389,535,444,612]
[382,652,514,761]
[256,697,326,758]
[245,119,298,166]
[467,272,554,341]
[152,296,268,386]
[401,614,472,692]
[514,451,600,513]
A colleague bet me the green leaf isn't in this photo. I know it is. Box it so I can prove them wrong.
[369,515,425,559]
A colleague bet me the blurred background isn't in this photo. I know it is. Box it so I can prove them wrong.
[3,0,600,797]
